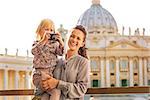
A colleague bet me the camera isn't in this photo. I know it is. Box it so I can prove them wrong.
[48,33,58,41]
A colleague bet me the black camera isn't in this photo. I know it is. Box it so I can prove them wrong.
[48,33,58,41]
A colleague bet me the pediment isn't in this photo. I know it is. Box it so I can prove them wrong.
[106,41,146,50]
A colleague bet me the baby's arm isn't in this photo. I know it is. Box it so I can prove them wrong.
[55,41,64,56]
[31,41,45,56]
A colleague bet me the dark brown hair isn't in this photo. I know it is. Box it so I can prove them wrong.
[73,25,88,59]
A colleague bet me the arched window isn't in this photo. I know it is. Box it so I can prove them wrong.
[110,60,115,70]
[133,60,138,69]
[90,59,98,71]
[120,59,128,69]
[148,59,150,69]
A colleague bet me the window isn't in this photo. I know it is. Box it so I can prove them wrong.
[133,60,138,69]
[110,60,115,70]
[92,80,99,87]
[120,59,128,70]
[110,73,114,76]
[148,80,150,86]
[134,83,138,86]
[111,84,115,87]
[121,79,128,87]
[90,58,99,71]
[148,60,150,68]
[91,60,97,67]
[93,73,98,76]
[134,73,138,75]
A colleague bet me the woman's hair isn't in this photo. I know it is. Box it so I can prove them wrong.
[36,19,55,41]
[73,25,88,59]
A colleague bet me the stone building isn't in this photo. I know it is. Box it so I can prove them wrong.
[0,49,32,100]
[77,0,150,87]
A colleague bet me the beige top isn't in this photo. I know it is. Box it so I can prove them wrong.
[53,55,90,100]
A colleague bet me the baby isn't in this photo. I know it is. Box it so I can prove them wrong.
[31,19,64,100]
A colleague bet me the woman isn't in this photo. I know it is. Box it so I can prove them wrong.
[42,25,90,100]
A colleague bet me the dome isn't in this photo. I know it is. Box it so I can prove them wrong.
[77,0,118,34]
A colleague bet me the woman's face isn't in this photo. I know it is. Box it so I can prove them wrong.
[68,29,85,52]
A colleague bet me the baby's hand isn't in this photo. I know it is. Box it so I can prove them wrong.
[39,32,50,44]
[55,32,64,46]
[41,71,51,81]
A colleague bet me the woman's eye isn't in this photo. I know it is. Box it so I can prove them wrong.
[70,35,74,38]
[77,37,81,40]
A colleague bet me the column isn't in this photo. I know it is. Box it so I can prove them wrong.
[139,57,143,86]
[100,57,105,87]
[25,71,32,100]
[4,69,8,100]
[106,58,110,87]
[4,69,8,89]
[14,70,20,100]
[143,58,148,86]
[129,57,133,86]
[15,70,20,89]
[25,71,31,89]
[116,57,120,87]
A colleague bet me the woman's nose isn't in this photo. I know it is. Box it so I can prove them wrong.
[72,37,77,43]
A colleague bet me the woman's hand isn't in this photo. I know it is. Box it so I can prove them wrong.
[42,76,59,90]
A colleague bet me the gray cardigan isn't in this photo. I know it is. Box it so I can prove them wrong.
[53,55,90,100]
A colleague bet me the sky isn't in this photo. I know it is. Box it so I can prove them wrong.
[0,0,150,56]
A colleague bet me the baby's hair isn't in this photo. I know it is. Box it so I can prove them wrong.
[36,19,55,41]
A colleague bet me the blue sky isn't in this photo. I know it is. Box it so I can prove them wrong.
[0,0,150,56]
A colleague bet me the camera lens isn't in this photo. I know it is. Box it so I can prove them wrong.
[49,33,57,41]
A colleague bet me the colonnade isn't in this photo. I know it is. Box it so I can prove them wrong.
[93,57,149,87]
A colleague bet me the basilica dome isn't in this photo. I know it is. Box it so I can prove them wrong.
[77,0,118,34]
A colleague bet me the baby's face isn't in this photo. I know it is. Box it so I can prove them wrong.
[41,27,54,38]
[43,27,53,33]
